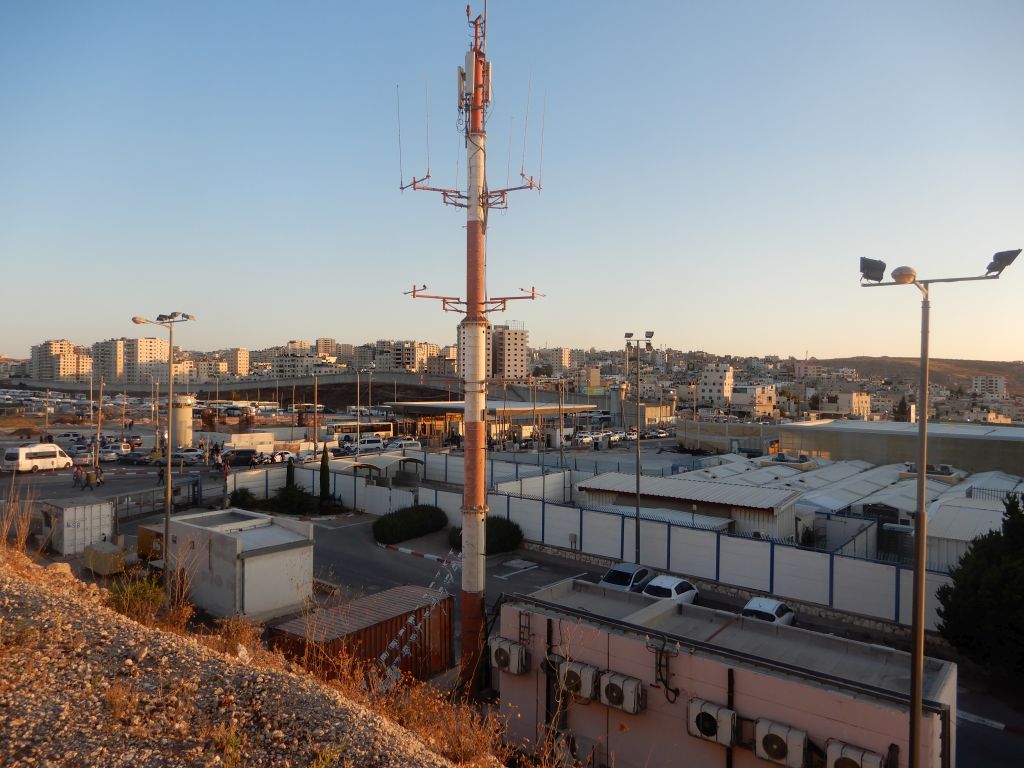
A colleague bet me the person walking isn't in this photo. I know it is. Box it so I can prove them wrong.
[95,466,105,486]
[72,465,81,488]
[157,465,165,485]
[82,470,94,491]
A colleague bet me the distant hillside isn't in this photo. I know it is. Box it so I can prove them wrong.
[811,357,1024,395]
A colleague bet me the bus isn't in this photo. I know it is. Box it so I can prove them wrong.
[2,444,73,473]
[324,420,394,442]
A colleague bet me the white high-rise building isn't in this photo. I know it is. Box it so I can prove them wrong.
[698,363,734,407]
[492,324,529,380]
[971,375,1007,398]
[92,338,126,382]
[124,337,170,384]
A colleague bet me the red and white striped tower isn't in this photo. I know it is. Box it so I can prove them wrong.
[460,10,490,691]
[404,6,541,693]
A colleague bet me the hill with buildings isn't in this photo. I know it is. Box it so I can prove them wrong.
[812,357,1024,395]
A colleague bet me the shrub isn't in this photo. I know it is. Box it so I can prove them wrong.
[270,485,317,516]
[229,488,257,509]
[107,575,164,625]
[372,504,447,545]
[448,516,523,554]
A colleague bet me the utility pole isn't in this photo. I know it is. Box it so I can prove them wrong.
[404,5,541,693]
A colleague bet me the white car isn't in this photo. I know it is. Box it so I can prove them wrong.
[572,433,593,446]
[273,451,297,463]
[741,597,796,626]
[642,575,699,605]
[97,448,120,462]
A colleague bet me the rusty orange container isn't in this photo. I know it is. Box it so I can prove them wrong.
[272,585,454,680]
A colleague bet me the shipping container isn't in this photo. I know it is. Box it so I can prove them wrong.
[271,585,454,680]
[40,501,114,555]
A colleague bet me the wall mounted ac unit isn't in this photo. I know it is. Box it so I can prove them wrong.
[686,698,736,747]
[599,671,646,715]
[755,719,807,767]
[490,637,529,675]
[559,660,600,700]
[825,739,884,768]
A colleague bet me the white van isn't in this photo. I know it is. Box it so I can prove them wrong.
[386,439,422,451]
[2,444,73,473]
[54,432,85,446]
[355,436,385,452]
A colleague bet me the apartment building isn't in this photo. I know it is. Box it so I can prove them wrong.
[731,384,777,418]
[315,337,337,357]
[492,324,529,381]
[375,340,440,372]
[697,363,734,407]
[820,391,871,418]
[92,338,126,382]
[30,339,91,381]
[537,346,572,375]
[225,347,249,377]
[426,345,458,377]
[124,337,169,385]
[971,375,1008,398]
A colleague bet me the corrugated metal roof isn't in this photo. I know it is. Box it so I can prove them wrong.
[590,504,733,531]
[783,419,1024,441]
[576,472,801,511]
[795,464,905,513]
[853,478,945,515]
[275,585,450,642]
[765,460,875,491]
[927,499,1004,542]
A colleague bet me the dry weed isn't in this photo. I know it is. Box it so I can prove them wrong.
[201,719,247,768]
[103,680,141,722]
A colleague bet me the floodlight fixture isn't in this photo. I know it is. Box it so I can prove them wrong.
[986,249,1021,276]
[860,257,887,283]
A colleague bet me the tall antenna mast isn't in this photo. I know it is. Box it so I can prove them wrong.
[403,4,541,694]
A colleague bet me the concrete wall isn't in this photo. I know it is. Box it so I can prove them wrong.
[242,546,313,618]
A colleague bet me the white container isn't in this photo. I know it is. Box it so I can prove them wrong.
[42,501,115,555]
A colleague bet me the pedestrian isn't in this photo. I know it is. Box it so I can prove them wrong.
[82,470,94,491]
[157,466,165,484]
[222,461,230,483]
[128,419,134,431]
[72,465,81,488]
[95,466,105,486]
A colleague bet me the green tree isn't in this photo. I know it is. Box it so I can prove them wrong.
[319,448,330,505]
[808,393,820,411]
[937,493,1024,684]
[893,396,910,422]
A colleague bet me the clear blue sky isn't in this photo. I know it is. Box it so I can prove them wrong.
[2,1,1021,361]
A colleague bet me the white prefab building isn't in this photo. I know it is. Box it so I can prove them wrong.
[166,509,314,619]
[497,580,957,768]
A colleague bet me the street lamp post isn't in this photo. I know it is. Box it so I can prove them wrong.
[132,312,196,597]
[625,331,654,564]
[859,249,1018,768]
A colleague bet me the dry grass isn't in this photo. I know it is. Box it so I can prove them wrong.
[1,483,35,559]
[103,680,141,722]
[201,719,247,768]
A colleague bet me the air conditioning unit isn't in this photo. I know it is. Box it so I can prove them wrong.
[686,698,736,747]
[490,637,529,675]
[826,739,884,768]
[599,671,646,714]
[755,719,807,767]
[559,660,600,700]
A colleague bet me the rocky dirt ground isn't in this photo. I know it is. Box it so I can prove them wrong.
[0,553,458,768]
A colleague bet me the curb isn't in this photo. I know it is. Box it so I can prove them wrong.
[376,542,458,567]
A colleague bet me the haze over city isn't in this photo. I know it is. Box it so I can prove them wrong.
[2,0,1022,360]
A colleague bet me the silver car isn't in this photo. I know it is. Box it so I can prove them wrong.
[598,563,657,593]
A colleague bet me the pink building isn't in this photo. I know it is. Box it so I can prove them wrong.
[496,580,956,767]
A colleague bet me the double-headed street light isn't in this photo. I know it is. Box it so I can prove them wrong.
[625,331,654,564]
[859,249,1018,768]
[131,312,196,596]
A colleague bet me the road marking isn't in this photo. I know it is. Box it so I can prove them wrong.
[958,710,1006,730]
[495,564,539,580]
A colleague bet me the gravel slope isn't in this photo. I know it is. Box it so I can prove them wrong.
[0,555,457,768]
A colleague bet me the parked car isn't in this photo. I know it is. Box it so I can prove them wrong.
[127,435,144,447]
[650,428,670,439]
[273,451,297,463]
[741,597,796,626]
[177,447,204,461]
[572,433,593,446]
[598,563,656,593]
[118,451,152,465]
[386,439,422,451]
[642,575,699,605]
[152,452,200,467]
[71,451,93,467]
[97,448,120,462]
[222,449,258,467]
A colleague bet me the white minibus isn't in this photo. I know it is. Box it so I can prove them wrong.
[2,444,73,473]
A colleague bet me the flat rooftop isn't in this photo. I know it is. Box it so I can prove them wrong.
[516,580,954,704]
[782,419,1024,442]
